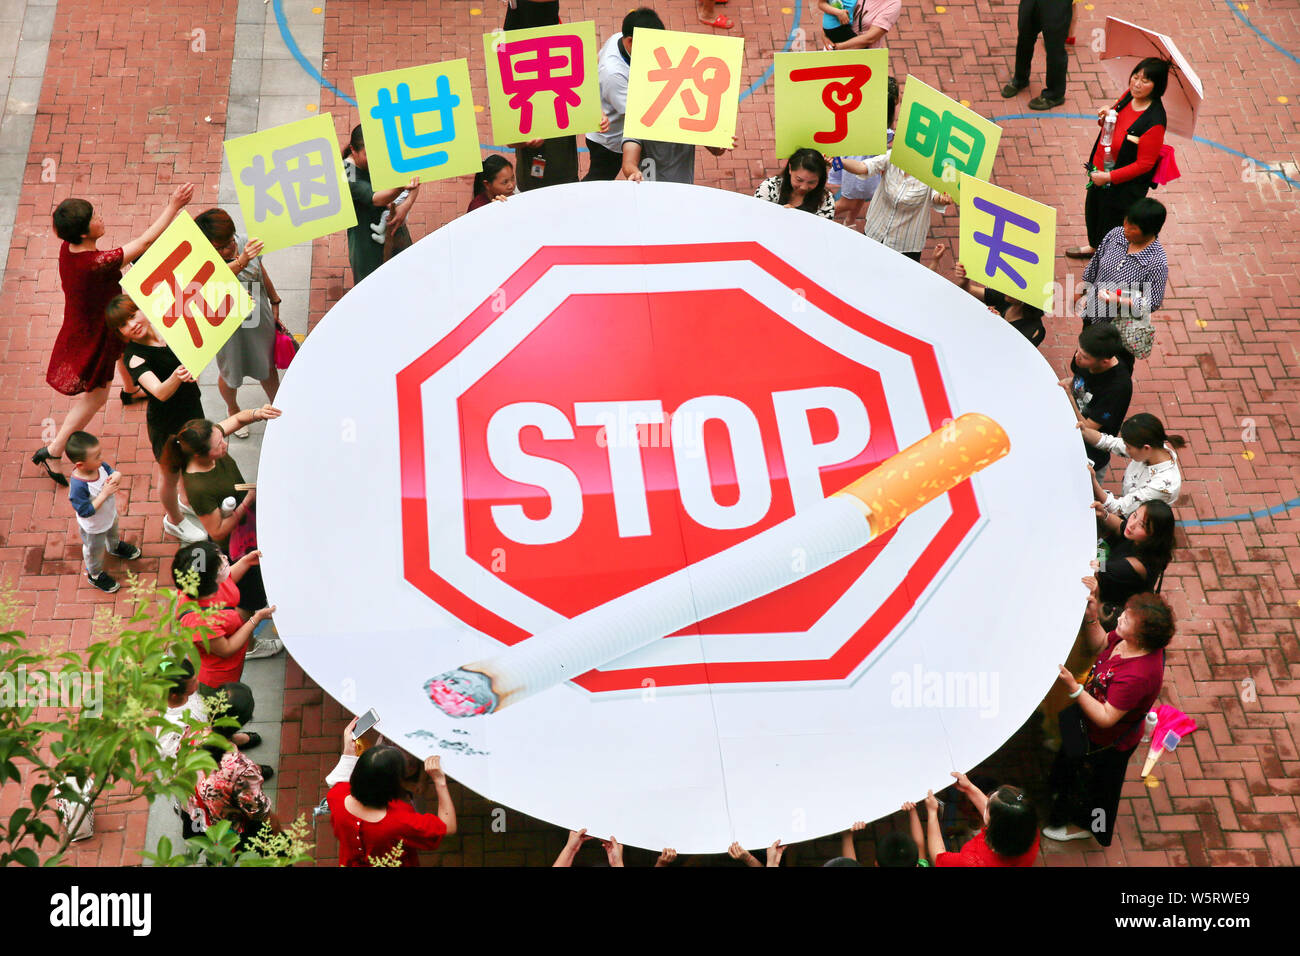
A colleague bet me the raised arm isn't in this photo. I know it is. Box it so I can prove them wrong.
[424,756,457,836]
[121,184,194,264]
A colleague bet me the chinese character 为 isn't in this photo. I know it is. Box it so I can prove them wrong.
[903,102,986,180]
[239,136,342,226]
[369,77,461,173]
[788,64,872,145]
[971,196,1040,290]
[498,35,584,135]
[640,44,731,133]
[139,241,236,348]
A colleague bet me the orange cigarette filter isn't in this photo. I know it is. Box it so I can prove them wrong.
[833,413,1012,537]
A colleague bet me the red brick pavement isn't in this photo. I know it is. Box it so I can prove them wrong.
[3,1,1298,866]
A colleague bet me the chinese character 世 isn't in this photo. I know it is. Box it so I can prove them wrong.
[498,35,584,134]
[139,242,236,348]
[903,102,986,180]
[788,64,873,145]
[369,77,462,173]
[238,136,343,226]
[971,196,1040,290]
[640,44,731,133]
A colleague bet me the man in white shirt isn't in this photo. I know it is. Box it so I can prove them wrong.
[583,7,665,181]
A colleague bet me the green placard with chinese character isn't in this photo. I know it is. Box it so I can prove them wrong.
[224,113,358,255]
[891,76,1001,200]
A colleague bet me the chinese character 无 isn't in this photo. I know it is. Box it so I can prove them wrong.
[904,102,986,179]
[641,44,731,133]
[370,77,461,173]
[971,196,1040,290]
[498,35,584,135]
[789,64,872,145]
[239,136,343,226]
[139,242,235,348]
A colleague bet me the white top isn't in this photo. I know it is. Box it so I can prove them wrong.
[1094,434,1182,514]
[587,33,631,152]
[859,152,948,254]
[157,692,209,760]
[326,752,358,787]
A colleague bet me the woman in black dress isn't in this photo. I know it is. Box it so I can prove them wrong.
[106,296,208,543]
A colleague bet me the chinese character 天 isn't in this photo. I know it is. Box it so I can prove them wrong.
[971,196,1040,290]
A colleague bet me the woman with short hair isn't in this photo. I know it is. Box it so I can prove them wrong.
[1044,588,1174,844]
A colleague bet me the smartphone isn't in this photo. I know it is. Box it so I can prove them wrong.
[352,708,380,739]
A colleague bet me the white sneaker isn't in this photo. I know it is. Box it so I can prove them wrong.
[164,517,209,544]
[179,501,197,517]
[1042,825,1093,843]
[245,637,284,660]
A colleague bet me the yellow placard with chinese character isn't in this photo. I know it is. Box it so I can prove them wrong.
[623,28,744,149]
[891,76,1001,200]
[774,50,888,157]
[354,59,483,192]
[958,173,1057,312]
[484,21,602,144]
[119,212,254,377]
[224,113,357,255]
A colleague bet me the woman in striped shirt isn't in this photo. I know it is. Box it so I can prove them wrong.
[1076,198,1169,360]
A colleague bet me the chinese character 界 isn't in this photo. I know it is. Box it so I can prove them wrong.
[238,136,343,226]
[903,102,986,180]
[498,35,584,135]
[971,196,1040,290]
[369,77,461,173]
[788,64,872,145]
[139,242,235,348]
[641,44,730,133]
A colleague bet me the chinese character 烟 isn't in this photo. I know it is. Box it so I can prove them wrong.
[641,44,730,134]
[498,35,584,134]
[239,136,343,226]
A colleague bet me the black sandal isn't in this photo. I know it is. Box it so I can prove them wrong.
[32,447,68,486]
[120,388,146,405]
[235,731,263,750]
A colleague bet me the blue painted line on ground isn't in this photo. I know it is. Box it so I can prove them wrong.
[273,0,357,106]
[1178,498,1300,528]
[1222,0,1300,66]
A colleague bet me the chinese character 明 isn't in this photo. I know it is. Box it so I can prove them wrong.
[369,77,461,173]
[641,44,730,133]
[971,196,1040,290]
[903,102,986,180]
[789,64,872,145]
[239,136,342,226]
[139,242,235,348]
[498,35,584,135]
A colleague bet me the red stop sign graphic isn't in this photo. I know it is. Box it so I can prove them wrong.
[397,244,978,692]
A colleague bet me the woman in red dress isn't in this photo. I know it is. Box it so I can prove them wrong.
[324,719,458,866]
[33,184,193,485]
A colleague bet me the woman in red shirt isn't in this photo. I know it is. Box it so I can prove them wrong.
[325,719,458,866]
[1044,590,1174,845]
[33,185,193,485]
[927,777,1040,866]
[1066,58,1170,259]
[172,540,275,691]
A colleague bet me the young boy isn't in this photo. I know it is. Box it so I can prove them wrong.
[66,430,141,593]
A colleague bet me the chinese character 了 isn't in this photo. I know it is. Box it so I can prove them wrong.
[789,64,872,145]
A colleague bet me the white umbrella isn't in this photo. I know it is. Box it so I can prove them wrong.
[1102,17,1204,138]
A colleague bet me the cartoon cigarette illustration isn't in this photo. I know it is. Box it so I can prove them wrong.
[425,413,1011,717]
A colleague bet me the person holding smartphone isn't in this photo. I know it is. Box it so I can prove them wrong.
[324,717,458,866]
